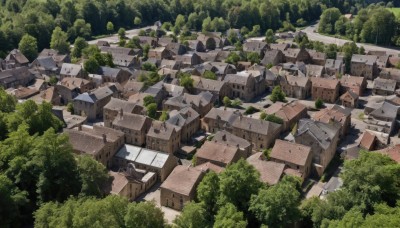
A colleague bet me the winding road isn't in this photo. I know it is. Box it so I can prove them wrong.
[301,23,400,56]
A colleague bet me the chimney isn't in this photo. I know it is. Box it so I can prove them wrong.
[222,134,226,141]
[102,134,107,143]
[119,108,123,118]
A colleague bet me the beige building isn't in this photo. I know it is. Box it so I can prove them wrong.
[166,107,200,143]
[340,90,359,108]
[312,105,351,137]
[146,121,181,154]
[160,166,205,211]
[340,75,367,96]
[67,125,125,168]
[279,75,311,99]
[111,112,152,146]
[311,77,340,103]
[213,130,252,157]
[247,153,285,185]
[201,108,240,133]
[195,141,244,168]
[113,144,178,182]
[283,48,310,63]
[163,92,214,117]
[103,97,144,128]
[264,101,307,131]
[350,54,378,80]
[223,70,266,102]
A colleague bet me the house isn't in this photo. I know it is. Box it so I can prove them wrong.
[113,144,178,181]
[247,152,285,185]
[281,62,306,75]
[202,108,240,133]
[340,74,367,96]
[306,64,325,77]
[31,87,61,105]
[195,162,224,174]
[379,68,400,88]
[160,165,205,210]
[148,47,173,60]
[158,37,174,47]
[175,53,202,67]
[99,66,131,84]
[138,36,158,47]
[66,125,125,167]
[146,121,181,154]
[376,55,389,69]
[60,63,84,79]
[359,131,378,151]
[261,49,284,66]
[31,57,59,75]
[195,141,243,168]
[160,60,182,70]
[223,70,266,102]
[56,77,96,104]
[6,87,39,100]
[350,54,378,80]
[294,119,340,176]
[109,168,156,201]
[375,145,400,163]
[5,49,29,68]
[231,115,282,150]
[325,59,344,77]
[103,97,144,127]
[166,107,200,143]
[364,101,398,135]
[264,101,307,131]
[283,48,310,63]
[196,52,218,63]
[166,43,186,55]
[213,130,252,157]
[38,49,70,67]
[192,76,231,102]
[112,54,139,68]
[372,78,396,96]
[0,67,35,89]
[340,90,359,108]
[313,105,352,137]
[243,41,268,56]
[307,50,327,65]
[279,75,311,99]
[163,92,214,117]
[99,46,134,56]
[270,140,313,180]
[270,43,290,51]
[197,34,220,50]
[311,77,340,103]
[187,40,205,52]
[73,85,118,121]
[111,111,151,146]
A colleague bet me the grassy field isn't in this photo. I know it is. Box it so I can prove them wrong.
[388,8,400,17]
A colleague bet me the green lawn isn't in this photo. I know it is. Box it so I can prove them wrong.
[388,8,400,17]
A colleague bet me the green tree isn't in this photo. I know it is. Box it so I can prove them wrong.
[141,62,157,72]
[270,86,286,103]
[249,178,301,227]
[247,52,260,64]
[18,34,38,62]
[134,17,142,26]
[315,98,324,109]
[203,70,217,80]
[84,57,100,74]
[146,103,157,119]
[260,111,267,120]
[124,201,165,228]
[159,111,168,122]
[214,203,247,228]
[179,73,194,90]
[225,52,241,66]
[0,87,17,113]
[72,37,88,58]
[138,72,161,87]
[231,99,242,107]
[244,106,259,115]
[67,102,74,113]
[223,96,231,107]
[197,171,220,216]
[50,27,70,54]
[143,95,156,107]
[106,21,114,33]
[265,29,275,44]
[76,155,109,197]
[319,8,342,34]
[174,202,210,228]
[265,114,283,124]
[118,28,126,40]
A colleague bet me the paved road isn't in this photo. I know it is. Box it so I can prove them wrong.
[301,24,400,56]
[87,26,156,45]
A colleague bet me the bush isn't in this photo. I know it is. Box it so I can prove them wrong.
[245,106,259,115]
[315,98,324,109]
[270,86,286,103]
[265,114,284,124]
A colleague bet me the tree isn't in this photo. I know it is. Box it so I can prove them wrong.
[218,159,263,212]
[249,178,301,227]
[223,96,231,107]
[118,28,126,40]
[315,98,324,109]
[203,70,217,80]
[214,203,247,228]
[84,57,100,74]
[72,37,88,58]
[226,52,241,66]
[179,73,194,90]
[265,114,284,124]
[260,111,267,120]
[0,174,27,228]
[159,111,168,122]
[134,17,142,26]
[67,102,74,113]
[244,106,258,115]
[50,27,70,54]
[143,96,156,107]
[197,171,220,216]
[247,52,260,64]
[138,72,160,87]
[124,201,165,228]
[106,22,114,33]
[231,99,242,107]
[18,34,38,61]
[319,8,342,34]
[174,202,210,228]
[141,62,157,72]
[270,86,286,103]
[49,76,58,85]
[265,29,275,44]
[76,155,109,197]
[0,87,17,113]
[146,103,157,119]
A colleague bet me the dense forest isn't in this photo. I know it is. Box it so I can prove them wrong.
[1,0,399,58]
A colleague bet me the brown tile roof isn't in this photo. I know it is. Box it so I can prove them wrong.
[247,152,285,185]
[312,105,351,126]
[311,77,339,89]
[284,168,303,178]
[283,75,310,87]
[213,130,251,149]
[203,108,239,124]
[67,129,106,155]
[232,115,281,135]
[59,77,91,90]
[359,131,377,151]
[195,162,224,173]
[113,113,150,131]
[340,90,358,101]
[196,141,240,166]
[160,165,204,196]
[264,101,306,122]
[271,140,311,166]
[109,171,129,194]
[375,145,400,163]
[147,121,178,140]
[104,97,142,113]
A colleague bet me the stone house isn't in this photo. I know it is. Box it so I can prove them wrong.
[223,70,266,102]
[307,50,327,66]
[187,40,205,52]
[166,107,200,143]
[56,77,96,105]
[364,101,398,135]
[279,75,311,99]
[197,34,221,50]
[4,49,29,68]
[175,53,202,67]
[111,111,152,146]
[60,63,85,79]
[340,75,367,96]
[31,56,59,76]
[73,85,118,121]
[160,60,182,70]
[38,49,70,68]
[99,46,134,56]
[311,77,340,103]
[195,141,243,168]
[270,43,290,51]
[201,108,240,133]
[99,66,131,84]
[379,68,400,88]
[148,47,173,60]
[283,48,310,63]
[350,54,378,80]
[261,49,284,66]
[166,43,186,55]
[112,54,139,68]
[306,64,325,77]
[213,130,252,157]
[192,76,231,102]
[243,41,268,56]
[163,92,214,117]
[325,59,344,77]
[264,100,307,132]
[294,119,340,176]
[0,66,35,89]
[231,115,282,150]
[270,140,313,180]
[113,144,178,182]
[103,97,144,127]
[313,105,352,137]
[372,78,396,96]
[67,125,125,168]
[247,153,285,185]
[340,90,359,108]
[146,121,181,154]
[160,166,205,210]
